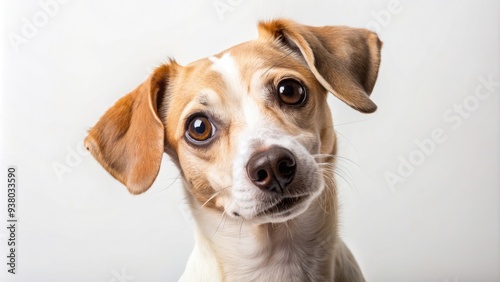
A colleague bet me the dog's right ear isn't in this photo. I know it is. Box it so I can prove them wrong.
[85,62,178,194]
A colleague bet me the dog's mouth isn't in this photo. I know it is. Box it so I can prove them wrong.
[257,195,308,216]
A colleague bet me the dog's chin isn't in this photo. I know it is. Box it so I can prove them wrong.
[231,184,325,224]
[254,195,313,224]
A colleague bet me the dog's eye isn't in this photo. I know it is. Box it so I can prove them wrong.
[277,79,306,105]
[186,115,216,144]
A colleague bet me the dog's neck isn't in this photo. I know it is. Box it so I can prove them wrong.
[186,174,339,281]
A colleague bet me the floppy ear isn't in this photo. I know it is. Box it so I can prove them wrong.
[258,19,382,113]
[84,63,176,194]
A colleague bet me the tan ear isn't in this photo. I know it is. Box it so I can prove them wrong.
[85,63,176,194]
[258,19,382,113]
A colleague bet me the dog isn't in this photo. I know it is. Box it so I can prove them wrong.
[85,18,382,281]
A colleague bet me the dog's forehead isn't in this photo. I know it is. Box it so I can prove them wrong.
[207,53,246,101]
[171,42,275,107]
[179,40,307,102]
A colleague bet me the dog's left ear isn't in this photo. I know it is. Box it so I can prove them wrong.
[258,19,382,113]
[85,63,176,194]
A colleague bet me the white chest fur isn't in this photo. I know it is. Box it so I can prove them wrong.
[180,198,338,282]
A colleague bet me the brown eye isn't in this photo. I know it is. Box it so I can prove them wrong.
[186,115,215,144]
[277,79,306,105]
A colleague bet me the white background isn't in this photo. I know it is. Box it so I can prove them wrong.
[1,0,499,281]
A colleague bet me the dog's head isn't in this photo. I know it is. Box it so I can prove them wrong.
[85,19,382,223]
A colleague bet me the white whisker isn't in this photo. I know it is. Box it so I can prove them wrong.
[200,185,232,209]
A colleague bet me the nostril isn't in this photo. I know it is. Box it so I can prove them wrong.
[256,169,268,182]
[278,160,295,176]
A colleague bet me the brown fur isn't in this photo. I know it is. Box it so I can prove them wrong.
[84,63,177,194]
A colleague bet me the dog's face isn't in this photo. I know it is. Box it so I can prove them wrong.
[168,41,331,223]
[85,19,382,224]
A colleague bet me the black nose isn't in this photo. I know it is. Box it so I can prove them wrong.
[246,146,296,194]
